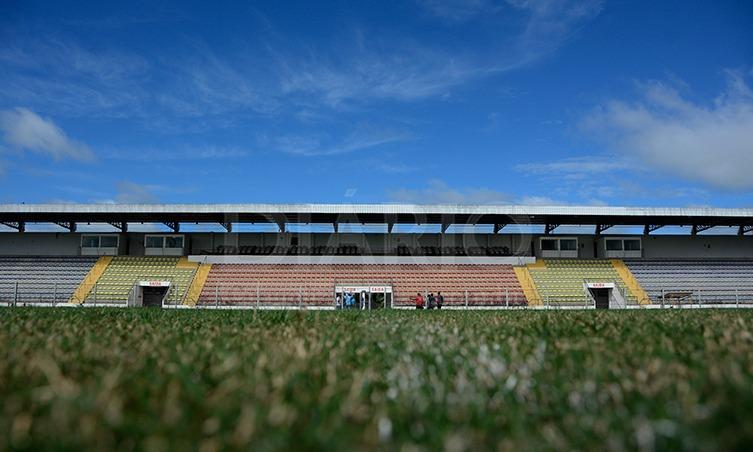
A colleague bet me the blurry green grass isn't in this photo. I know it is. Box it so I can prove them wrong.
[1,308,752,451]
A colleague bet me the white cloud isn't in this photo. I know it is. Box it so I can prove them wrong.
[0,3,602,132]
[282,1,601,108]
[514,156,630,204]
[386,179,579,205]
[515,156,633,180]
[113,180,160,204]
[280,45,479,107]
[0,40,149,118]
[276,127,412,157]
[0,108,94,161]
[513,155,718,205]
[388,179,512,204]
[156,45,279,117]
[517,195,567,206]
[416,0,502,22]
[107,145,250,161]
[0,39,274,122]
[366,160,419,174]
[581,71,753,190]
[0,39,148,84]
[508,0,603,58]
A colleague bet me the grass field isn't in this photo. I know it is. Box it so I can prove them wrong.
[1,309,752,451]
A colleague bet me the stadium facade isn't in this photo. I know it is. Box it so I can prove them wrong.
[1,203,752,309]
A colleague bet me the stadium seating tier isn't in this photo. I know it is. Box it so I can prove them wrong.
[0,256,98,305]
[526,259,638,305]
[625,259,753,304]
[82,256,197,305]
[198,263,526,307]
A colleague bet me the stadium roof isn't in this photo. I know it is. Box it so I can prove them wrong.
[0,203,752,235]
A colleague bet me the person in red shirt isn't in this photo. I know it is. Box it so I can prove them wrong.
[414,292,424,310]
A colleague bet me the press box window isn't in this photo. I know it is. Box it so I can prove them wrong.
[81,235,119,256]
[624,239,641,251]
[541,239,558,251]
[81,236,100,248]
[100,236,118,248]
[81,235,119,248]
[560,239,577,251]
[165,236,184,248]
[145,236,164,248]
[606,239,623,251]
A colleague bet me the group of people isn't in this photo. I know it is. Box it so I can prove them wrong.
[413,292,443,310]
[335,291,369,310]
[334,290,445,310]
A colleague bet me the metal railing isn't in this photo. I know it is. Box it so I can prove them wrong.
[2,280,753,309]
[0,281,67,307]
[651,287,753,308]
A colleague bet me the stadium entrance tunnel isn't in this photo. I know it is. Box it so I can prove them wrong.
[128,281,172,307]
[585,282,627,309]
[590,288,610,309]
[335,285,393,310]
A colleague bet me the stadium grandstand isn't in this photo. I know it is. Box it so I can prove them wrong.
[0,203,752,309]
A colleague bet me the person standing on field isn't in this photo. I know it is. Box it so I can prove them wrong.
[414,292,424,309]
[436,291,444,309]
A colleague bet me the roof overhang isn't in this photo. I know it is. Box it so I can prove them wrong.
[0,203,751,232]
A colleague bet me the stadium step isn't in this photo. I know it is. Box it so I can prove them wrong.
[176,256,199,269]
[611,259,650,306]
[514,265,542,306]
[528,259,547,269]
[69,256,112,304]
[184,263,212,306]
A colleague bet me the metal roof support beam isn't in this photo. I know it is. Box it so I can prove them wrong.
[691,224,713,236]
[387,222,394,233]
[1,221,25,232]
[739,225,753,236]
[493,223,506,234]
[468,214,483,226]
[644,224,664,235]
[544,224,560,235]
[333,221,339,233]
[595,224,613,236]
[441,222,451,234]
[220,222,232,233]
[271,215,286,233]
[163,222,180,233]
[54,221,77,232]
[108,222,127,232]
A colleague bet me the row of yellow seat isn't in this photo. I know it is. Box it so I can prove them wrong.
[527,259,636,304]
[84,257,196,303]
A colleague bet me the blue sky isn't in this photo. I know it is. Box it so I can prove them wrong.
[0,0,752,207]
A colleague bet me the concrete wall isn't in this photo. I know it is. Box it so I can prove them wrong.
[640,234,753,258]
[0,233,82,255]
[190,255,537,265]
[0,231,751,259]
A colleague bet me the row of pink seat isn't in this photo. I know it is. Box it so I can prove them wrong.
[198,264,526,306]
